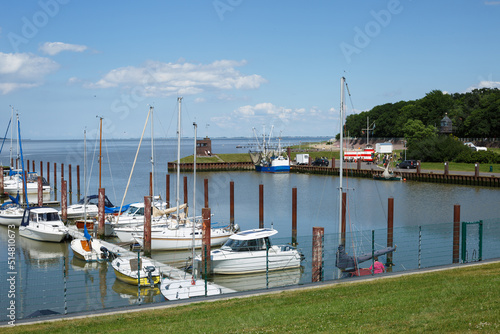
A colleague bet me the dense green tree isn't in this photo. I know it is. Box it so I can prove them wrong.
[402,119,436,147]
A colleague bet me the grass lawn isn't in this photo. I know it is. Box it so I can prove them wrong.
[5,262,500,333]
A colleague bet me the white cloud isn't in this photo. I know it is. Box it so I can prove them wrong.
[0,52,59,94]
[39,42,88,55]
[86,59,267,97]
[466,80,500,92]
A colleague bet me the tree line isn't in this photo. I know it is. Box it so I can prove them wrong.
[345,88,500,139]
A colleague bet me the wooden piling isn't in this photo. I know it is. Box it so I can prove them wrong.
[183,176,188,215]
[387,197,394,269]
[444,162,449,176]
[68,164,72,205]
[453,204,461,263]
[98,188,105,239]
[61,180,67,222]
[47,162,50,184]
[230,181,234,229]
[76,165,81,202]
[204,178,209,208]
[475,163,480,177]
[37,176,43,207]
[292,187,297,246]
[259,184,264,229]
[341,192,347,246]
[166,174,170,207]
[32,160,35,173]
[40,161,43,180]
[27,160,30,173]
[202,207,211,275]
[61,163,64,183]
[331,157,335,169]
[143,196,152,257]
[312,227,324,282]
[0,166,3,195]
[53,162,57,201]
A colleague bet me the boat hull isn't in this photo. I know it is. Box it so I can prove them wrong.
[209,246,302,275]
[19,226,67,243]
[111,257,160,286]
[160,278,222,300]
[0,211,23,227]
[255,165,290,173]
[70,239,107,262]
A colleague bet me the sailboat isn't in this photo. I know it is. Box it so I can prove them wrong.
[70,130,113,262]
[335,77,396,277]
[134,97,238,251]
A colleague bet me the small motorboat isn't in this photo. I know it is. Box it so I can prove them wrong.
[196,228,303,275]
[19,207,68,243]
[70,233,115,262]
[160,278,222,300]
[111,256,160,286]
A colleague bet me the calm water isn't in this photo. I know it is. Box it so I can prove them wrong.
[1,138,499,322]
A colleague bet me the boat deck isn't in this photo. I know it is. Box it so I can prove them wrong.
[67,226,235,293]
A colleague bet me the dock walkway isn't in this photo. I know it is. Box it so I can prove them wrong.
[67,226,235,294]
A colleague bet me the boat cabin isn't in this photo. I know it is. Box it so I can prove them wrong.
[221,228,277,252]
[21,207,62,226]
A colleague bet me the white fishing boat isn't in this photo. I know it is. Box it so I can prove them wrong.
[19,207,69,243]
[111,256,161,286]
[0,202,24,227]
[249,127,290,173]
[198,228,303,275]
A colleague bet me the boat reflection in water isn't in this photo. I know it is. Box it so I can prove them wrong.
[211,267,303,292]
[112,279,161,305]
[18,236,68,266]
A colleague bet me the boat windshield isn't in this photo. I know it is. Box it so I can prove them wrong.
[124,206,144,216]
[35,212,60,222]
[221,237,267,252]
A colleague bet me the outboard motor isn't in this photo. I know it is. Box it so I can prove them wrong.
[144,266,156,287]
[100,246,109,260]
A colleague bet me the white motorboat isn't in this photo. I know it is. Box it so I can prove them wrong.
[0,203,24,227]
[3,171,51,196]
[197,228,303,275]
[111,256,161,286]
[160,278,222,300]
[19,207,69,243]
[70,237,114,262]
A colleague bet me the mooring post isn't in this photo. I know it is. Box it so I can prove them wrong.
[204,178,209,208]
[312,226,324,282]
[76,165,81,202]
[453,204,461,263]
[98,188,105,239]
[357,159,361,171]
[417,160,421,174]
[144,195,152,257]
[54,162,57,201]
[475,163,480,177]
[61,163,64,184]
[331,157,335,169]
[27,160,30,173]
[166,174,170,208]
[202,207,211,275]
[61,180,67,223]
[32,160,35,173]
[259,184,264,228]
[40,161,43,181]
[68,164,72,205]
[341,192,347,246]
[37,176,43,207]
[444,162,449,176]
[0,166,3,195]
[47,162,50,184]
[230,181,234,229]
[292,187,297,246]
[387,197,394,270]
[183,176,188,215]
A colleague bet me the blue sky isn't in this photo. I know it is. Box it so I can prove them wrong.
[0,0,499,140]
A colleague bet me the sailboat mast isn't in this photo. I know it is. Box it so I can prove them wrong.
[9,105,13,168]
[83,129,87,221]
[176,97,182,222]
[339,76,345,237]
[97,116,103,190]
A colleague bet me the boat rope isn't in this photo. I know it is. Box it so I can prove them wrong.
[116,108,152,224]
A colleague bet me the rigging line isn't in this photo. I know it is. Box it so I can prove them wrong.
[103,138,118,205]
[116,108,152,223]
